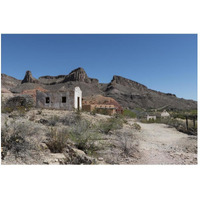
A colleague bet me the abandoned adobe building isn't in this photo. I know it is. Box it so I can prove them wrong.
[36,86,122,115]
[161,110,170,118]
[82,104,118,115]
[36,86,82,110]
[82,95,123,115]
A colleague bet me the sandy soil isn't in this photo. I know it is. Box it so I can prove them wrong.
[128,120,197,164]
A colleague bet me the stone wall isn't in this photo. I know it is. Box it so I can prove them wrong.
[36,90,74,110]
[82,104,116,115]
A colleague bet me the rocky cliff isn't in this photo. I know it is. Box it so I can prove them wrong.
[62,68,99,84]
[2,67,197,110]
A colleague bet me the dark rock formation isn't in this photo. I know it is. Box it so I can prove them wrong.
[21,71,39,84]
[62,67,99,84]
[63,67,89,82]
[104,75,196,110]
[111,75,147,91]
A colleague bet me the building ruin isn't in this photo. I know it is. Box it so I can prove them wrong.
[82,104,117,115]
[36,86,82,110]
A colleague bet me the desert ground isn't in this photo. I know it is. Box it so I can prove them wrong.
[128,121,197,164]
[1,109,197,165]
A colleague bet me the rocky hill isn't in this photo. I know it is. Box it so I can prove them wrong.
[1,67,197,110]
[1,73,21,90]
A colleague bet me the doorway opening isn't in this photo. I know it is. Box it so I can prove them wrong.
[77,97,80,110]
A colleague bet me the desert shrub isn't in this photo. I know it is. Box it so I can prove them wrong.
[38,118,49,125]
[46,128,69,153]
[48,115,60,126]
[98,116,123,134]
[117,132,138,157]
[69,119,102,155]
[60,111,83,126]
[5,133,31,155]
[1,122,33,159]
[2,96,34,114]
[1,120,10,159]
[123,109,136,118]
[1,106,13,113]
[2,106,27,116]
[132,122,141,131]
[1,120,48,163]
[37,110,42,115]
[60,114,76,126]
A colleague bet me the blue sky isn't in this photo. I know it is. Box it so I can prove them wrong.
[1,34,197,100]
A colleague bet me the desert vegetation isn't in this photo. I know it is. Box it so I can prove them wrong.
[123,109,137,118]
[1,96,197,165]
[1,105,142,164]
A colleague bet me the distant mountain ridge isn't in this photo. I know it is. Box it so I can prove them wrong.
[1,67,197,110]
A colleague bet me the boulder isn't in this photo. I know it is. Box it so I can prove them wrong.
[64,146,94,164]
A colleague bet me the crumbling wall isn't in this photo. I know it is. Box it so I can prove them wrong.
[36,90,74,110]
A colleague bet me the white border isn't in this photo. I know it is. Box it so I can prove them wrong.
[0,0,199,200]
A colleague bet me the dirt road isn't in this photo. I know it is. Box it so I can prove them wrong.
[128,120,197,164]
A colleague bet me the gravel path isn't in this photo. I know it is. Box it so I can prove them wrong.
[128,120,197,165]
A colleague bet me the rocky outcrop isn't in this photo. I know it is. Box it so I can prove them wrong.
[64,67,89,82]
[21,71,39,84]
[62,68,99,84]
[111,75,147,91]
[63,147,94,164]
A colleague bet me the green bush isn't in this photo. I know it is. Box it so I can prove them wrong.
[1,106,13,113]
[69,119,102,155]
[2,96,34,114]
[98,116,123,134]
[123,109,136,118]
